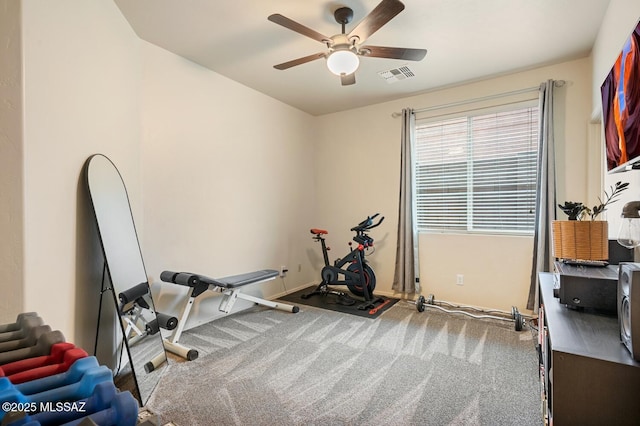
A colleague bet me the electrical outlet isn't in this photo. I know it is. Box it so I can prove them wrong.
[456,274,464,285]
[280,265,288,278]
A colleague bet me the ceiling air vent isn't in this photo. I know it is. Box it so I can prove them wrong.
[377,65,416,84]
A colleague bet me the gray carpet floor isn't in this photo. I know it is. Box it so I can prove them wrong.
[146,301,542,426]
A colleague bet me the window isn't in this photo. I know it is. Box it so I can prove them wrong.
[414,102,539,234]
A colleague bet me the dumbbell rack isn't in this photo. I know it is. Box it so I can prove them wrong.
[411,294,531,331]
[0,312,155,426]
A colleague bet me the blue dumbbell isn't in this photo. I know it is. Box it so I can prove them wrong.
[59,391,138,426]
[0,357,99,397]
[6,381,119,426]
[0,366,113,421]
[15,357,99,396]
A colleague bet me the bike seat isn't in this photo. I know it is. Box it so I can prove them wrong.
[310,228,328,235]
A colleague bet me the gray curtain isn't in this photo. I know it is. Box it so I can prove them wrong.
[527,80,557,311]
[393,108,420,294]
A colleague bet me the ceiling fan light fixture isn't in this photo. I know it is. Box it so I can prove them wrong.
[326,49,360,76]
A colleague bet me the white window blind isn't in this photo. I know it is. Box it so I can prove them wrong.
[415,103,539,234]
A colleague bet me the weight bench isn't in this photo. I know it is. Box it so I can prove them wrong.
[160,269,299,360]
[118,282,178,347]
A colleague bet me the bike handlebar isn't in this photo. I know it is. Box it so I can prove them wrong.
[351,214,384,232]
[369,216,384,229]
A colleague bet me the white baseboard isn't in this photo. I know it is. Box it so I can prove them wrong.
[272,280,316,299]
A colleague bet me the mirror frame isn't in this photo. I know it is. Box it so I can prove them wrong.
[85,153,167,405]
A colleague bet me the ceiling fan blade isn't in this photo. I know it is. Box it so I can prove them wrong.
[361,45,427,61]
[268,14,330,44]
[274,52,326,70]
[348,0,405,43]
[341,73,356,86]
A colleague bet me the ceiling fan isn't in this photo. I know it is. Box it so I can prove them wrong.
[268,0,427,86]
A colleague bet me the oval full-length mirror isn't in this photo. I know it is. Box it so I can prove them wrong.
[85,153,167,405]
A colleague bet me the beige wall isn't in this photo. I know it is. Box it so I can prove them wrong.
[0,0,24,324]
[20,0,142,347]
[138,41,319,329]
[314,58,593,312]
[17,0,320,339]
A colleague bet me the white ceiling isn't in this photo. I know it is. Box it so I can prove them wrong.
[114,0,610,116]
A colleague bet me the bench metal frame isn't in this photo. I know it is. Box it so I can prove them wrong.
[160,269,298,360]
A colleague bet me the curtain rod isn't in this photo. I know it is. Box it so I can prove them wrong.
[391,80,566,117]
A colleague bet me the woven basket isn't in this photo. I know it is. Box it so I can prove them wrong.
[551,220,609,261]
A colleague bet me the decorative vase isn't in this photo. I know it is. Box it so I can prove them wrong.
[551,220,609,261]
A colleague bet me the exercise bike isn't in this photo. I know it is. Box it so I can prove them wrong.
[303,214,385,310]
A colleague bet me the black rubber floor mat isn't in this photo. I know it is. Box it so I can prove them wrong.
[279,285,399,319]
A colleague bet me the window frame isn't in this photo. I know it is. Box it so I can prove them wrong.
[413,98,540,236]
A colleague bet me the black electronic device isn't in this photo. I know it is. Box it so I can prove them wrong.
[554,261,618,313]
[618,263,640,361]
[609,239,635,264]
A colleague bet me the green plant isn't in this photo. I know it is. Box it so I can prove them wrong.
[557,201,585,220]
[558,181,629,220]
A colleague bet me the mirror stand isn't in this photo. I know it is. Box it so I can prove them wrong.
[85,154,169,406]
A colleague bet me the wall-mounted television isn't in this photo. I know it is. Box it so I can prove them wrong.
[602,19,640,173]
